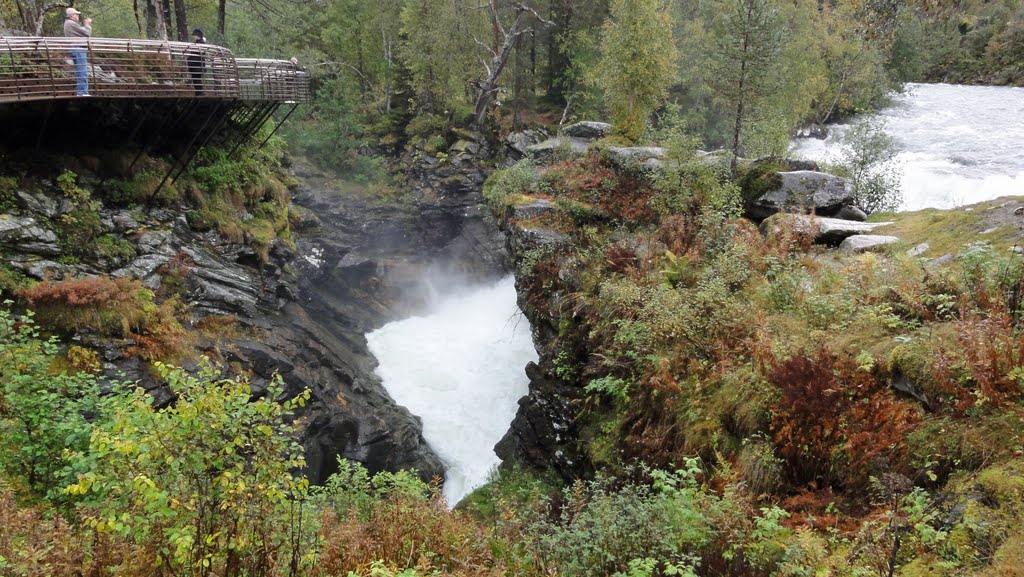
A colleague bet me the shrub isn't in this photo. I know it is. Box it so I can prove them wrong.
[0,175,17,210]
[0,306,104,499]
[836,118,903,214]
[16,277,188,359]
[530,467,704,577]
[66,362,312,577]
[315,459,499,576]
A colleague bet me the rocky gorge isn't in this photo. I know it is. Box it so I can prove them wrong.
[0,124,510,486]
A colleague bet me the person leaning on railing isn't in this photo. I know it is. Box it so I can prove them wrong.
[63,7,92,97]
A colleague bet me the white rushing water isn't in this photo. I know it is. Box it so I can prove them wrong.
[792,83,1024,211]
[366,275,537,505]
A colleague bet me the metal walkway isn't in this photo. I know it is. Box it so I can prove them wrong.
[0,37,311,104]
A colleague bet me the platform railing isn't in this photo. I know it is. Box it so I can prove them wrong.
[0,37,310,104]
[236,58,311,104]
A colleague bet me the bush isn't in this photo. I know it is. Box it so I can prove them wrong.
[837,118,903,214]
[66,362,312,577]
[16,277,185,358]
[0,306,104,500]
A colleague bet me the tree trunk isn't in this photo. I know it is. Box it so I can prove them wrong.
[472,2,549,129]
[148,0,168,41]
[161,0,172,39]
[173,0,188,41]
[217,0,226,44]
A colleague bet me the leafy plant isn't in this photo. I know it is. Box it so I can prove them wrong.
[66,361,311,576]
[0,305,105,500]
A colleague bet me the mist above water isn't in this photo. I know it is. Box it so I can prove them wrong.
[792,83,1024,211]
[366,275,536,505]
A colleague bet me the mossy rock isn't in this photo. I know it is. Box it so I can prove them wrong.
[738,162,786,205]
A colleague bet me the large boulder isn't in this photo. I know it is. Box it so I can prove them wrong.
[526,136,591,161]
[839,234,899,253]
[0,214,61,256]
[562,121,613,139]
[607,146,666,168]
[505,129,547,156]
[745,170,856,221]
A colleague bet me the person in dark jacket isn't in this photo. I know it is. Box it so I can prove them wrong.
[64,7,92,96]
[186,28,206,96]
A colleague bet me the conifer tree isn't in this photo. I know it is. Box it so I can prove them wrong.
[708,0,784,170]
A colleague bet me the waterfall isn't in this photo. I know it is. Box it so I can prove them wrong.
[366,275,537,505]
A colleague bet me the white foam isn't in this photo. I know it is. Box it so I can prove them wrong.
[791,83,1024,211]
[366,276,537,505]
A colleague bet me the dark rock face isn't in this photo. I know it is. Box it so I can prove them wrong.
[495,361,588,479]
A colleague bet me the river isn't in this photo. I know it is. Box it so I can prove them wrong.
[792,83,1024,211]
[366,276,536,505]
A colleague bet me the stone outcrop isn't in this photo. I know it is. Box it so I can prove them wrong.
[746,170,857,221]
[759,213,894,245]
[561,121,612,139]
[0,141,513,486]
[526,136,591,161]
[839,234,900,253]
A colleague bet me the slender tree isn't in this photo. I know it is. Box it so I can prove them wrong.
[709,0,784,170]
[594,0,679,142]
[470,1,551,129]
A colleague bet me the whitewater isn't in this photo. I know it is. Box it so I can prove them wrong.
[792,83,1024,211]
[366,276,536,505]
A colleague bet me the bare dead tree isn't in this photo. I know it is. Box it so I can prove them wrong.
[470,1,551,129]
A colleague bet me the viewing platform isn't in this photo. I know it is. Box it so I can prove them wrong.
[0,37,311,104]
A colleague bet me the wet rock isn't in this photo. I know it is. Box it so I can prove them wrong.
[505,129,547,156]
[833,205,868,222]
[451,139,481,155]
[495,361,589,480]
[508,225,572,256]
[839,234,900,253]
[608,146,665,167]
[15,189,61,217]
[508,198,555,221]
[526,137,591,161]
[908,242,930,257]
[0,214,61,256]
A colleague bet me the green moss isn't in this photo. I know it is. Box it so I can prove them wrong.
[94,234,137,262]
[0,264,31,295]
[738,162,786,205]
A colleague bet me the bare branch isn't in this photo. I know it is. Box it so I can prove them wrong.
[471,34,498,59]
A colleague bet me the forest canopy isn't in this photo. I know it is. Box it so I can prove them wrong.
[3,0,1021,173]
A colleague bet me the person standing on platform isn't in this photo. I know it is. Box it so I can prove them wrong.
[187,29,206,96]
[63,7,92,97]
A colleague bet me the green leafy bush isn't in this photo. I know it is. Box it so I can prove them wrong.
[0,306,104,500]
[66,362,311,576]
